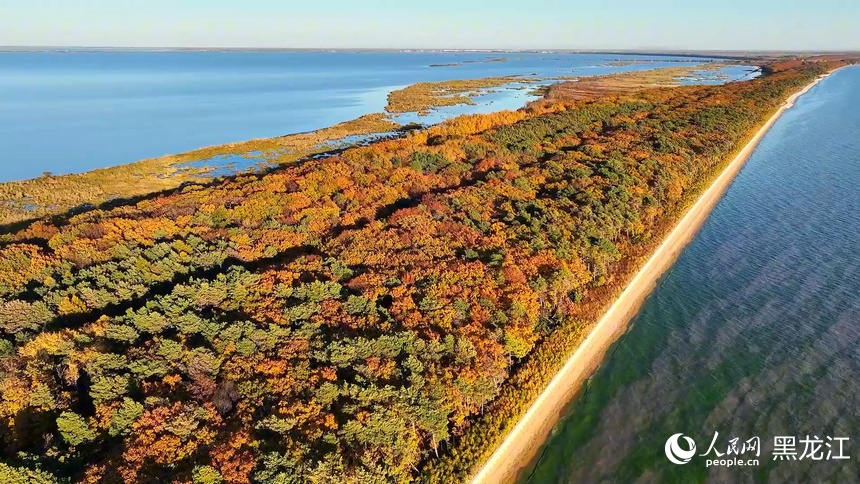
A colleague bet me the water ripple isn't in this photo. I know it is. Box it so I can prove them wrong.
[525,66,860,483]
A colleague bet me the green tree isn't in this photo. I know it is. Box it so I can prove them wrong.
[0,463,58,484]
[192,465,224,484]
[109,398,144,436]
[56,411,97,446]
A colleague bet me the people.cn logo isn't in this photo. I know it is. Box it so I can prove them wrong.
[665,433,697,464]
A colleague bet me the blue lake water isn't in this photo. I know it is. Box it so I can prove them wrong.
[0,51,752,182]
[522,66,860,482]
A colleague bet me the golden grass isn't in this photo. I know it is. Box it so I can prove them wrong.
[385,76,531,114]
[385,64,729,115]
[0,114,399,226]
[541,63,729,101]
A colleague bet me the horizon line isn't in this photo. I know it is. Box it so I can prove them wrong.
[2,45,859,54]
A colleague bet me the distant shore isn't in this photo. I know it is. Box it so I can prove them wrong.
[469,68,838,484]
[0,46,760,58]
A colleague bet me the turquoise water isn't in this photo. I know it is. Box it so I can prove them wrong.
[0,51,742,182]
[523,66,860,482]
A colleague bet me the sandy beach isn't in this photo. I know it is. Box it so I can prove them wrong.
[470,70,836,484]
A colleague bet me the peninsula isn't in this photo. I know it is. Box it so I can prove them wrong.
[0,57,855,483]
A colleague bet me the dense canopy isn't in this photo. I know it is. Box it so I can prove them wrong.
[0,63,839,483]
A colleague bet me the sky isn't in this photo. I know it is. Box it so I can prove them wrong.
[1,0,858,51]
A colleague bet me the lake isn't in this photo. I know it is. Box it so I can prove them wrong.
[522,66,860,482]
[0,51,748,182]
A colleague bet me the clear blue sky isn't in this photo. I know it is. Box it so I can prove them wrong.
[2,0,858,50]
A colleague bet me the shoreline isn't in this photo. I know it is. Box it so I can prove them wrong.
[470,69,837,484]
[0,62,740,227]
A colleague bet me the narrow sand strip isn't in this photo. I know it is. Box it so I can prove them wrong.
[470,70,836,484]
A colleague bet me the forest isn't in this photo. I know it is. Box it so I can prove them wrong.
[0,61,843,483]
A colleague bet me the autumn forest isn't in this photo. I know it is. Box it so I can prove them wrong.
[0,62,843,483]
